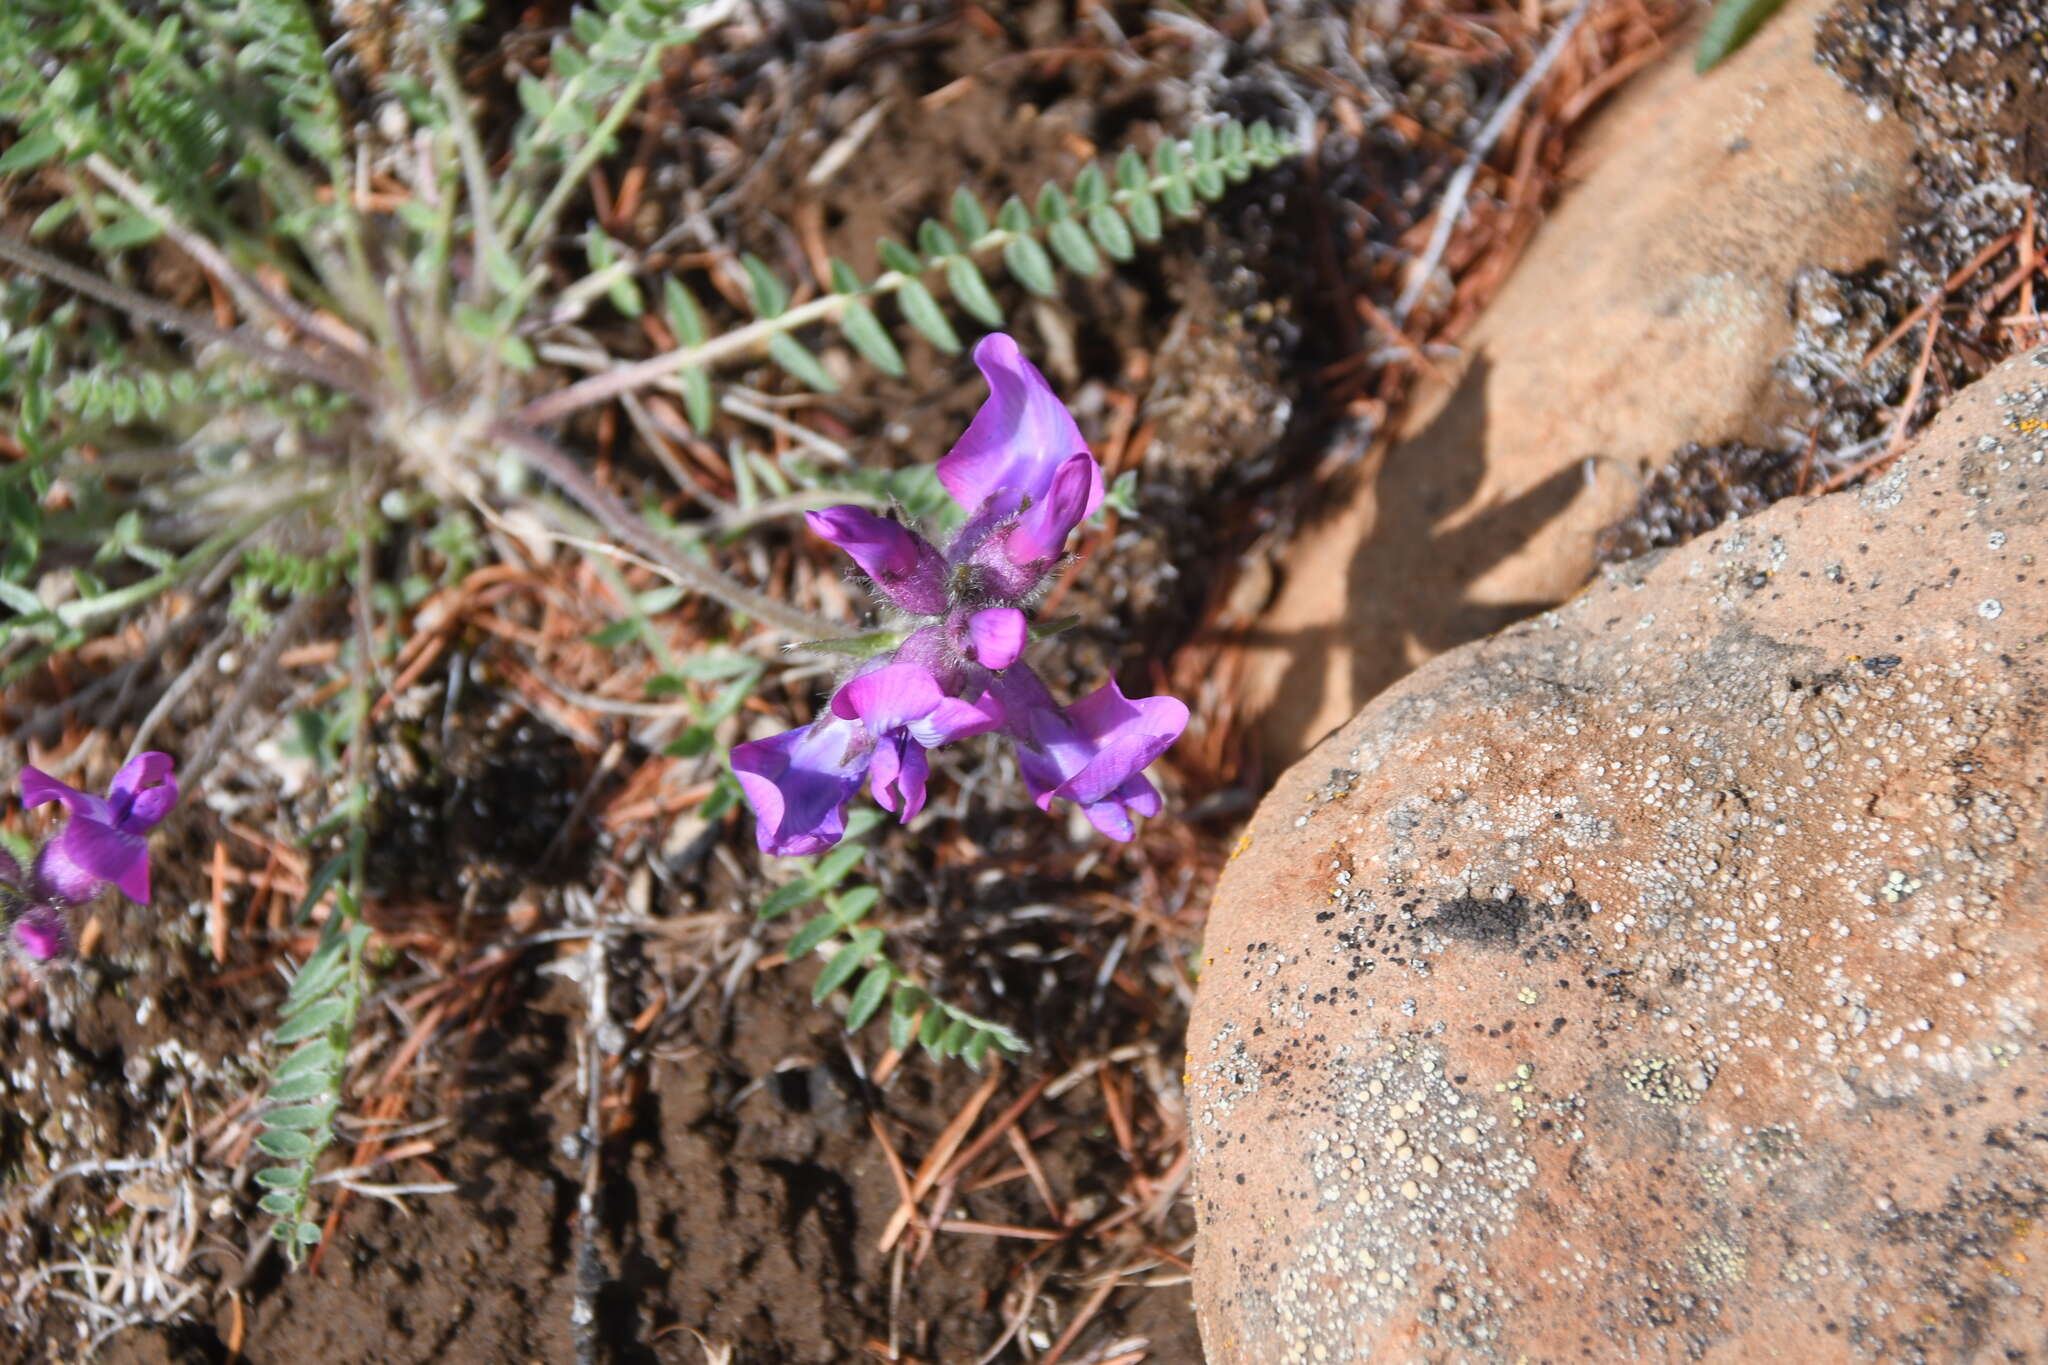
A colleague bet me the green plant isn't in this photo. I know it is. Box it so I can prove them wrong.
[522,117,1292,428]
[754,812,1025,1067]
[0,0,1290,1262]
[1695,0,1789,72]
[250,853,371,1260]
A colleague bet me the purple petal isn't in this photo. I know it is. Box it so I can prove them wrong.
[966,608,1027,671]
[109,752,174,804]
[867,734,932,822]
[33,822,134,908]
[1079,774,1162,843]
[732,717,871,856]
[107,751,177,832]
[1054,681,1188,806]
[1014,743,1070,812]
[32,837,98,905]
[991,666,1093,809]
[1111,771,1163,819]
[0,845,20,890]
[124,775,178,832]
[831,661,946,735]
[53,817,151,903]
[1080,796,1137,842]
[11,905,69,962]
[19,768,111,825]
[905,692,1004,749]
[806,507,949,615]
[1004,452,1097,566]
[992,668,1185,834]
[938,334,1102,518]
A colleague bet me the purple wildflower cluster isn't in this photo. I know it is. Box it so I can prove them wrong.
[2,752,178,963]
[733,334,1188,855]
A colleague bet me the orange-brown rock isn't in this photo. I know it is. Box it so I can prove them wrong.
[1246,0,1918,767]
[1189,347,2048,1362]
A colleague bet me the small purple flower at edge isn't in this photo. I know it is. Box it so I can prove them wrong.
[733,334,1188,855]
[21,751,178,905]
[5,753,179,964]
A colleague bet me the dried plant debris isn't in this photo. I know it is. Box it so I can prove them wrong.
[1604,2,2047,565]
[1817,0,2048,192]
[1596,441,1805,565]
[1779,182,2033,443]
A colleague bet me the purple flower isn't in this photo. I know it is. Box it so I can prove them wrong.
[964,608,1027,671]
[0,846,69,963]
[11,905,68,963]
[732,661,1004,853]
[737,333,1185,854]
[805,506,949,615]
[732,715,871,857]
[994,668,1187,842]
[21,752,178,905]
[831,662,1003,820]
[1003,451,1098,568]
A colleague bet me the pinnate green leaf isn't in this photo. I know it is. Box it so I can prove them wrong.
[274,997,347,1045]
[1047,219,1101,277]
[767,333,838,393]
[846,964,892,1031]
[742,254,788,317]
[681,369,715,433]
[838,299,905,377]
[1073,164,1108,209]
[1002,236,1058,297]
[255,1128,316,1161]
[829,258,866,295]
[877,238,923,276]
[1088,204,1134,262]
[1124,190,1162,242]
[897,278,961,352]
[259,1188,302,1216]
[664,278,708,344]
[812,928,882,1003]
[917,220,960,259]
[951,187,991,242]
[996,196,1032,233]
[945,257,1003,327]
[0,129,64,174]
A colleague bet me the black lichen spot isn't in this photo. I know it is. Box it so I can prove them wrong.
[1424,892,1534,948]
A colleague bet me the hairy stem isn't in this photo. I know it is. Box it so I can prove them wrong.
[487,419,843,641]
[426,30,509,314]
[83,155,369,359]
[0,232,374,398]
[515,52,661,255]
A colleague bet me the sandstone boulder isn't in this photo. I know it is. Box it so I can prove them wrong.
[1246,0,1918,766]
[1189,347,2048,1361]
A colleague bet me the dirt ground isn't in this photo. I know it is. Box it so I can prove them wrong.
[3,1,2040,1362]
